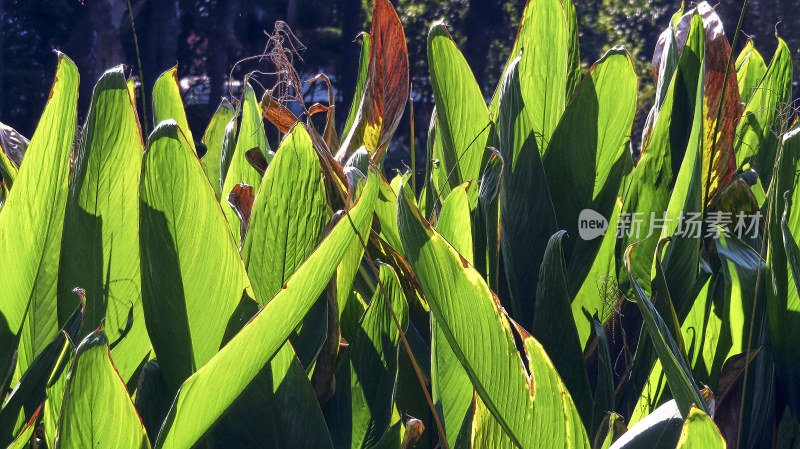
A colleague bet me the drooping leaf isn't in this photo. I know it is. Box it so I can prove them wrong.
[261,92,299,134]
[58,66,150,384]
[152,66,196,155]
[140,120,252,391]
[220,80,271,244]
[200,99,236,197]
[0,54,78,381]
[398,188,590,449]
[427,22,490,194]
[154,169,379,449]
[337,0,409,163]
[55,330,150,449]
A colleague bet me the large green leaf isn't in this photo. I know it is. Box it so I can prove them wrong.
[0,54,78,381]
[543,47,637,294]
[220,80,271,244]
[493,0,569,149]
[617,14,704,299]
[433,183,475,448]
[242,124,328,304]
[200,99,236,198]
[140,120,252,391]
[768,127,800,419]
[532,231,592,427]
[398,188,589,449]
[427,22,490,192]
[496,55,557,322]
[55,330,150,449]
[152,66,196,155]
[735,40,767,105]
[155,168,379,449]
[624,244,708,417]
[58,67,150,384]
[674,406,725,448]
[324,262,408,449]
[734,38,793,186]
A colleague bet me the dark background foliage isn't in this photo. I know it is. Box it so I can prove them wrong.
[1,0,799,173]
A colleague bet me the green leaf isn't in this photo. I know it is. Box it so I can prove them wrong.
[494,0,569,149]
[140,120,252,391]
[736,40,767,104]
[242,124,328,305]
[768,127,800,418]
[674,406,725,448]
[0,54,78,381]
[6,406,40,449]
[55,330,150,449]
[212,344,334,449]
[58,67,150,384]
[427,22,490,192]
[532,231,592,425]
[563,0,581,101]
[496,55,557,323]
[220,80,271,244]
[624,244,708,417]
[398,189,589,449]
[154,168,379,449]
[342,34,370,140]
[324,262,408,448]
[734,38,793,186]
[152,66,196,155]
[433,182,475,447]
[200,99,236,198]
[617,14,704,299]
[571,196,622,347]
[43,341,74,449]
[543,47,637,295]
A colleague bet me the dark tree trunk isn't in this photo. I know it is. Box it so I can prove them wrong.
[337,0,363,129]
[208,0,241,116]
[142,0,180,125]
[68,0,129,119]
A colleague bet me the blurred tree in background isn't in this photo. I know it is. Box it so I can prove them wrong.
[1,0,798,169]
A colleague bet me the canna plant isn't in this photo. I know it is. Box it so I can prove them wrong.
[0,0,799,448]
